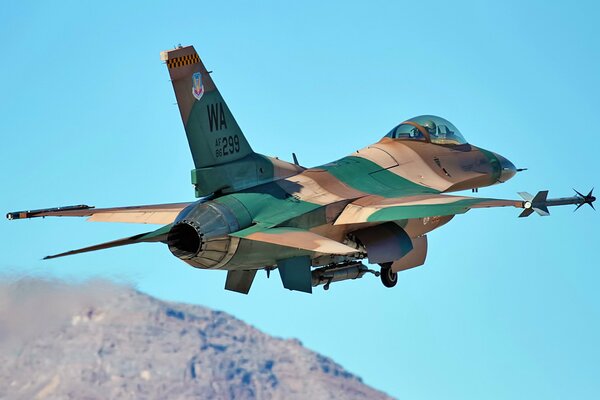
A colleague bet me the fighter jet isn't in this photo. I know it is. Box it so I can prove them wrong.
[7,45,595,294]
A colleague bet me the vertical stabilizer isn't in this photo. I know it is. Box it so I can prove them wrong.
[160,46,253,168]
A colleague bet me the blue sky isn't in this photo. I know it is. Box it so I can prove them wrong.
[1,1,599,398]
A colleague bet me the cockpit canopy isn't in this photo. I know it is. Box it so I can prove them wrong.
[385,115,467,145]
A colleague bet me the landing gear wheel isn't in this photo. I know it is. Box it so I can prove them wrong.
[380,264,398,288]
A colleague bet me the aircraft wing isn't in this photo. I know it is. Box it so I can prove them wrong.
[231,225,358,255]
[334,194,523,225]
[6,202,191,224]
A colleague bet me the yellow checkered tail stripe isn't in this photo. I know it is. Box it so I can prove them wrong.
[166,53,200,69]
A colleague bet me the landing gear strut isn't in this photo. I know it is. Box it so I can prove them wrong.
[379,263,397,288]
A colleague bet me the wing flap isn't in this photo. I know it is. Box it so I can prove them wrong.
[334,194,523,225]
[231,226,357,255]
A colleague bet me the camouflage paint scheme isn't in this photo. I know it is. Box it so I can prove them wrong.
[7,45,595,294]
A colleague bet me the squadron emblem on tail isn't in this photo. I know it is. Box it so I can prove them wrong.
[192,72,204,101]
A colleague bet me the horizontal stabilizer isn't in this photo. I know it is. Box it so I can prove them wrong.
[43,224,172,260]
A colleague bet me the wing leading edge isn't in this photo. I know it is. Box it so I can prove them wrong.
[334,194,524,225]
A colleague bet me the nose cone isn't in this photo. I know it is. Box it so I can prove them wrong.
[494,153,517,183]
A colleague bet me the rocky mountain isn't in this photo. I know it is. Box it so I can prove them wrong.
[0,279,393,400]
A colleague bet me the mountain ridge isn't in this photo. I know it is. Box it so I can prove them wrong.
[0,278,394,399]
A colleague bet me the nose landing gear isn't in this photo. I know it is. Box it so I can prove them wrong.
[379,263,398,288]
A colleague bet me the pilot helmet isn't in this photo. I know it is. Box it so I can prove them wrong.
[421,120,437,136]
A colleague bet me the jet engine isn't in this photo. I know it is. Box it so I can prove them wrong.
[167,200,250,269]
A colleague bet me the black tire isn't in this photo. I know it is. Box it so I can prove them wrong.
[380,264,398,288]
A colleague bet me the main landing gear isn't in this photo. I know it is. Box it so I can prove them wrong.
[379,262,398,288]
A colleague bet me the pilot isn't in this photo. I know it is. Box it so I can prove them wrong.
[408,127,421,138]
[421,120,438,137]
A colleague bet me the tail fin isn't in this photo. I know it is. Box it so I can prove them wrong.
[160,45,253,168]
[161,45,303,197]
[517,192,534,202]
[518,190,550,217]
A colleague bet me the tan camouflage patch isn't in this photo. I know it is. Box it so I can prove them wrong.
[245,228,357,255]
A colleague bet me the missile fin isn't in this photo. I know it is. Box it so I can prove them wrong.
[519,208,535,218]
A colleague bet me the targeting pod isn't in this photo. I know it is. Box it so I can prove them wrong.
[311,262,379,290]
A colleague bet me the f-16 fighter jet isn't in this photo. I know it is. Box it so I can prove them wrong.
[7,45,595,294]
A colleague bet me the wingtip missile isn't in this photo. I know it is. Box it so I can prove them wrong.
[518,189,595,217]
[6,205,93,220]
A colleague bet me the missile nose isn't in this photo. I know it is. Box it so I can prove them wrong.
[494,153,516,183]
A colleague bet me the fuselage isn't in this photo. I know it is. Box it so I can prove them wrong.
[168,134,516,271]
